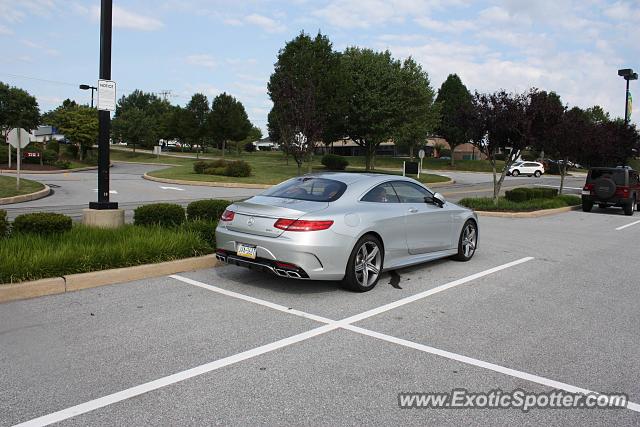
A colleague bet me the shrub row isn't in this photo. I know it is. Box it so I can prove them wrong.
[321,154,349,171]
[12,212,72,235]
[193,159,252,177]
[133,199,232,227]
[504,187,558,202]
[459,195,581,212]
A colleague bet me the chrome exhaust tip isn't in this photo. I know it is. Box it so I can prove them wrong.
[215,254,227,263]
[286,271,301,278]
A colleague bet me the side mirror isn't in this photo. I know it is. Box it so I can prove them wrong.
[426,193,446,207]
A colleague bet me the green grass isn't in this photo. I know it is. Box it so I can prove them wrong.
[0,175,45,198]
[0,224,213,284]
[459,194,581,212]
[628,158,640,170]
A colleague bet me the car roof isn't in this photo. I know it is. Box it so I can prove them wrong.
[301,172,411,185]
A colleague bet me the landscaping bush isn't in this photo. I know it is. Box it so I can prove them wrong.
[505,187,558,202]
[193,159,251,177]
[187,199,231,222]
[43,149,58,165]
[133,203,185,227]
[46,139,60,153]
[83,149,98,166]
[53,160,71,169]
[438,149,452,158]
[0,210,8,238]
[12,212,72,235]
[244,142,256,152]
[64,144,79,159]
[459,196,580,212]
[321,154,349,171]
[182,220,217,248]
[224,160,251,177]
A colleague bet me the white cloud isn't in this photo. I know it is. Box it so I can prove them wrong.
[186,54,217,69]
[90,5,163,31]
[415,17,475,33]
[21,39,59,56]
[0,23,12,35]
[244,13,285,33]
[314,0,431,28]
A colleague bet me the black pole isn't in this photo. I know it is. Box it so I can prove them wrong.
[624,78,630,125]
[90,0,117,210]
[90,88,95,109]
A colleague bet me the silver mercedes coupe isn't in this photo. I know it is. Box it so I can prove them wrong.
[215,173,478,292]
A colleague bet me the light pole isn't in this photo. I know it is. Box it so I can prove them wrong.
[79,84,97,108]
[618,68,638,125]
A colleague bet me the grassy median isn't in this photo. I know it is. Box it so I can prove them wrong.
[0,175,45,199]
[0,224,213,284]
[459,194,581,212]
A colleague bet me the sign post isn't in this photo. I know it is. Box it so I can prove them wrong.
[418,149,425,179]
[7,128,31,190]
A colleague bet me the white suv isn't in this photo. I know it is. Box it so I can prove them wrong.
[508,161,545,177]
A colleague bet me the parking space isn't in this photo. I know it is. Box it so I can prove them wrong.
[2,210,640,425]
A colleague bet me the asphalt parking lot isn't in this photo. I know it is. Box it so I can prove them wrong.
[2,209,640,426]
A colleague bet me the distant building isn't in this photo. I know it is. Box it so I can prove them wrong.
[32,126,65,143]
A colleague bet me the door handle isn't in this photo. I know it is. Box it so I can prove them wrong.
[408,208,418,213]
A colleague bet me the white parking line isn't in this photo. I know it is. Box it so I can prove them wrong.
[342,324,640,413]
[615,220,640,231]
[160,186,184,191]
[21,256,639,424]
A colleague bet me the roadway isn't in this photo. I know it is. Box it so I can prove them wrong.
[1,162,588,221]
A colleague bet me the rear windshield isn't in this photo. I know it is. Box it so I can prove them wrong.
[262,177,347,202]
[589,169,626,185]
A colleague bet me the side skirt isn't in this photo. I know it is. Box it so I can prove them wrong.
[383,249,458,271]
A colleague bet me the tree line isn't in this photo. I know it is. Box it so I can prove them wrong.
[1,80,261,162]
[268,32,639,199]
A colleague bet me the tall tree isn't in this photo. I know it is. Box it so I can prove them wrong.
[186,93,210,157]
[112,90,170,151]
[435,74,475,166]
[473,90,532,202]
[165,106,197,150]
[584,105,611,124]
[48,105,97,160]
[268,32,344,174]
[393,57,438,161]
[0,82,40,134]
[209,92,251,158]
[340,47,403,170]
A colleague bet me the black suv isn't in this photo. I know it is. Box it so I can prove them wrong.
[581,166,640,216]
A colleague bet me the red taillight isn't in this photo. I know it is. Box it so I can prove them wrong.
[273,218,334,232]
[583,183,594,191]
[615,186,630,198]
[220,209,235,221]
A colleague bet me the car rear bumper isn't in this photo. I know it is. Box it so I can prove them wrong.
[215,225,352,281]
[582,195,632,206]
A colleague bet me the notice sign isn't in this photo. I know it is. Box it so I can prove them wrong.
[97,79,116,112]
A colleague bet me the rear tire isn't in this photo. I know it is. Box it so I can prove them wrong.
[343,234,383,292]
[582,200,593,212]
[624,197,635,216]
[534,170,542,178]
[511,170,520,177]
[452,220,477,261]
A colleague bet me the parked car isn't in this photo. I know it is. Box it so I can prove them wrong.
[507,161,545,177]
[582,166,640,216]
[215,173,478,292]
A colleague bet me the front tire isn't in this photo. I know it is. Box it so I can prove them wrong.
[511,170,520,177]
[452,220,477,261]
[343,235,383,292]
[582,200,593,212]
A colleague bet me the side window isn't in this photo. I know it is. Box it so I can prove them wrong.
[391,181,432,203]
[524,162,538,167]
[361,183,400,203]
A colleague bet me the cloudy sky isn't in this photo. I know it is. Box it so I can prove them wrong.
[1,0,639,131]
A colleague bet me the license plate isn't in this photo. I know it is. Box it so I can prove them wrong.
[237,243,257,259]
[581,190,590,195]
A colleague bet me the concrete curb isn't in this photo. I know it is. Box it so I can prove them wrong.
[113,160,178,167]
[428,179,455,188]
[0,166,99,174]
[476,205,580,218]
[0,255,219,303]
[143,173,272,189]
[0,184,51,205]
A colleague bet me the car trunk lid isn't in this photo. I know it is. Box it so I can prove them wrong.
[225,196,329,237]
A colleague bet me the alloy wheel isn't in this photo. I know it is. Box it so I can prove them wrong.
[354,241,382,288]
[461,223,477,258]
